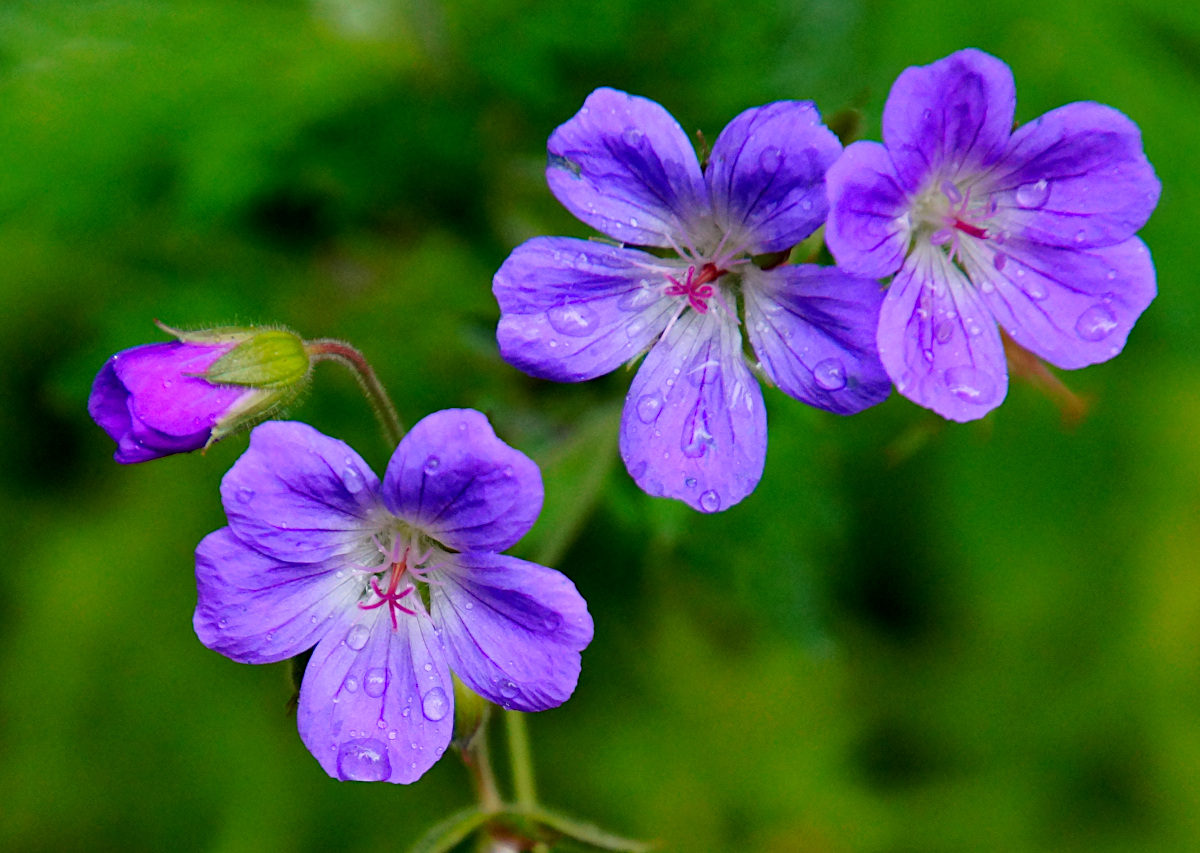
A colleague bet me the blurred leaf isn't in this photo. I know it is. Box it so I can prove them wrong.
[525,806,656,853]
[408,806,489,853]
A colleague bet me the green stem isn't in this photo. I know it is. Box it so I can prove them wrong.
[305,339,405,448]
[504,709,537,810]
[462,708,503,815]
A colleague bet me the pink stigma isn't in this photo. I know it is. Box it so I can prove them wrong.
[953,219,988,240]
[664,263,726,314]
[359,550,417,631]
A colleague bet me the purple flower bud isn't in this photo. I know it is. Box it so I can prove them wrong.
[88,327,311,464]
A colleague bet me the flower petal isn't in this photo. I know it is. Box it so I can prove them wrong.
[963,236,1156,370]
[383,409,542,553]
[987,102,1161,249]
[619,309,766,512]
[546,87,713,248]
[743,265,891,414]
[825,141,912,278]
[882,48,1015,191]
[221,422,384,564]
[297,605,453,784]
[194,527,366,664]
[430,552,593,712]
[705,101,842,255]
[113,342,247,436]
[494,237,676,382]
[878,244,1008,422]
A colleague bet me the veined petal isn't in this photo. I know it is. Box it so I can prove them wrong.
[113,342,247,437]
[619,309,766,513]
[882,48,1015,191]
[297,605,453,784]
[194,527,367,664]
[825,141,912,279]
[743,265,890,415]
[546,87,714,249]
[705,101,841,255]
[878,244,1008,421]
[383,409,542,553]
[494,237,675,382]
[430,552,593,712]
[987,102,1161,249]
[221,422,384,564]
[962,236,1156,370]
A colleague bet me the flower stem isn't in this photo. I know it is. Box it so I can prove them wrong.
[504,709,538,810]
[463,707,503,815]
[305,339,405,448]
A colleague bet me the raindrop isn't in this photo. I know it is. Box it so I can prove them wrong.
[337,738,391,782]
[235,487,255,504]
[935,321,955,344]
[162,379,173,389]
[812,357,847,391]
[342,465,365,494]
[421,687,449,721]
[1074,229,1087,243]
[1075,304,1119,342]
[364,667,387,698]
[636,392,663,423]
[699,490,721,513]
[499,680,520,699]
[685,477,697,488]
[548,303,599,337]
[388,731,396,740]
[944,366,997,405]
[346,623,370,651]
[993,252,1007,272]
[424,456,440,473]
[343,676,359,694]
[401,707,410,717]
[629,217,638,227]
[622,126,643,146]
[759,146,783,172]
[423,663,432,672]
[1015,179,1051,209]
[618,286,657,312]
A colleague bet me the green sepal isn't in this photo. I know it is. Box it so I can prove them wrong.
[205,329,310,388]
[451,674,488,748]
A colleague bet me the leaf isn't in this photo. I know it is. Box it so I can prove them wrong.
[407,807,489,853]
[525,807,657,853]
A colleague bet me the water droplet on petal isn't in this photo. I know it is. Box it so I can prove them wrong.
[1075,304,1119,341]
[424,455,440,473]
[629,217,638,227]
[346,624,370,651]
[699,490,721,513]
[759,146,783,172]
[935,321,955,344]
[1015,179,1051,209]
[622,126,643,146]
[423,663,432,672]
[499,680,519,699]
[548,302,600,337]
[337,738,391,781]
[235,487,255,504]
[685,477,697,488]
[636,392,663,423]
[364,667,387,698]
[812,357,847,391]
[1074,229,1087,243]
[343,676,359,693]
[944,366,997,405]
[421,687,449,721]
[992,252,1007,272]
[342,465,365,494]
[618,285,657,312]
[388,730,396,740]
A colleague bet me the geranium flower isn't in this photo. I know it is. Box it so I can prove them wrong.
[494,88,890,513]
[193,410,593,783]
[825,48,1161,421]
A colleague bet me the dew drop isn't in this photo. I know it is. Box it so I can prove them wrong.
[992,252,1007,272]
[342,465,365,494]
[423,663,432,672]
[548,302,600,337]
[377,720,386,729]
[812,357,847,391]
[800,198,813,211]
[1075,304,1119,342]
[685,477,697,489]
[1015,178,1050,209]
[343,676,359,694]
[622,126,643,146]
[699,490,721,513]
[421,687,449,721]
[162,379,173,389]
[401,707,410,717]
[1074,229,1087,243]
[235,487,255,504]
[944,366,997,405]
[388,730,396,740]
[424,456,440,473]
[337,738,391,781]
[629,217,638,227]
[636,392,663,423]
[364,667,388,698]
[618,285,657,312]
[759,146,783,172]
[345,623,370,651]
[935,320,955,344]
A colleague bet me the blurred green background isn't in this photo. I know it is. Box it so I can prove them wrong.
[2,0,1199,850]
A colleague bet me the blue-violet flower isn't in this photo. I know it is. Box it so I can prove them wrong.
[494,88,890,513]
[194,410,593,783]
[825,48,1161,421]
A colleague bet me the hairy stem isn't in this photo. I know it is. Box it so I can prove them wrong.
[504,709,537,810]
[305,339,405,448]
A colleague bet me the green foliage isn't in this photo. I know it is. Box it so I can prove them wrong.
[1,1,1199,852]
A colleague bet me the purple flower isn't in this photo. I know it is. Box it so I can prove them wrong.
[194,410,593,783]
[89,341,261,464]
[494,89,890,513]
[826,48,1161,421]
